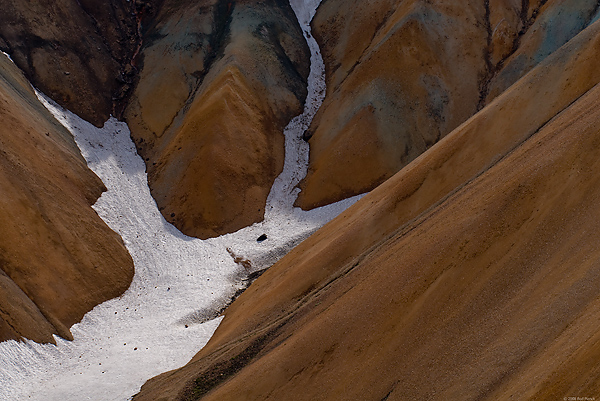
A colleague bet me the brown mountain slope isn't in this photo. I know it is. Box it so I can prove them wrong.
[486,0,600,101]
[0,0,310,239]
[132,19,600,400]
[296,0,600,209]
[124,1,306,239]
[125,0,309,239]
[0,0,140,126]
[0,53,133,343]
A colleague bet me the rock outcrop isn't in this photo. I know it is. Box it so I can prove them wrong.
[132,17,600,401]
[125,0,310,239]
[295,0,600,209]
[0,53,133,343]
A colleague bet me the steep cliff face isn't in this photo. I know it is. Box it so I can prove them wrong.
[126,0,310,239]
[0,0,140,126]
[295,0,600,209]
[0,53,133,343]
[132,17,600,401]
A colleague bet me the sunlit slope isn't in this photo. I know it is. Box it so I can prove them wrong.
[0,54,133,343]
[125,0,310,239]
[0,0,312,241]
[133,19,600,401]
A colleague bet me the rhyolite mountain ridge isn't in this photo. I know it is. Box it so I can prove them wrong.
[1,0,600,399]
[0,41,133,344]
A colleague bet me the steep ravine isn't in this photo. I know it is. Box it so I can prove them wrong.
[0,0,356,399]
[132,17,600,401]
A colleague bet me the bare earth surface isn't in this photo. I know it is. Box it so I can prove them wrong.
[296,0,600,209]
[126,0,311,239]
[0,52,133,344]
[133,18,600,401]
[2,0,600,400]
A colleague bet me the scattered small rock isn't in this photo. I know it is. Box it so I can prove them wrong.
[302,129,313,142]
[257,234,267,242]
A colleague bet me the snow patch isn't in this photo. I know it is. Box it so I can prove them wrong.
[0,0,363,399]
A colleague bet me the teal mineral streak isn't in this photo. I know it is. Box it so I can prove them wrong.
[533,0,597,63]
[489,0,599,101]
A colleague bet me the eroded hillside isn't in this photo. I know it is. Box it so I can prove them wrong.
[0,0,310,344]
[2,0,600,399]
[0,0,141,126]
[132,12,600,401]
[0,53,133,343]
[125,0,310,239]
[296,0,600,209]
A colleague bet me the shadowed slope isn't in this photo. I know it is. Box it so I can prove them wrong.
[0,0,140,126]
[0,54,133,343]
[132,19,600,401]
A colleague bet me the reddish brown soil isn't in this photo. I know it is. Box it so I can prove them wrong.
[132,19,600,401]
[0,53,133,343]
[296,0,600,210]
[125,0,310,239]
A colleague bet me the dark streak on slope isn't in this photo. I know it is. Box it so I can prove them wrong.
[324,6,397,95]
[478,0,494,111]
[174,0,235,126]
[181,325,283,400]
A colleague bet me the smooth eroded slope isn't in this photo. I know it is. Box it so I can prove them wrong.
[132,18,600,400]
[0,53,133,343]
[188,81,600,400]
[296,0,600,209]
[126,0,310,239]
